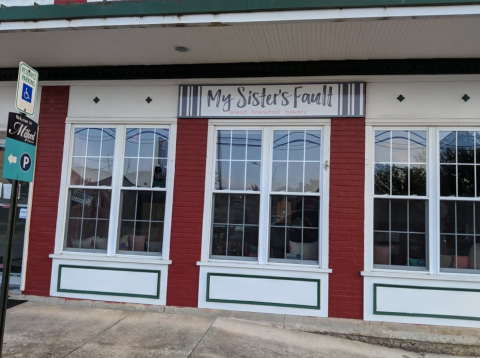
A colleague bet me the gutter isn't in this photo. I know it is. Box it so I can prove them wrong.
[1,0,480,23]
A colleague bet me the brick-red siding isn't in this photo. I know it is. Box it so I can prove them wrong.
[328,118,365,319]
[166,119,208,307]
[24,86,69,296]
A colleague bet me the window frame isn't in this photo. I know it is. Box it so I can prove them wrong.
[436,127,480,274]
[371,127,430,271]
[55,121,177,261]
[201,119,331,269]
[366,126,480,276]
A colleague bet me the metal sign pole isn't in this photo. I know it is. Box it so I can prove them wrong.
[0,180,19,356]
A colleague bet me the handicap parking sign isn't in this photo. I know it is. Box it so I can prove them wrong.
[22,83,32,103]
[15,62,38,116]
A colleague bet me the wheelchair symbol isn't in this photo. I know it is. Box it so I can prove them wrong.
[21,83,33,103]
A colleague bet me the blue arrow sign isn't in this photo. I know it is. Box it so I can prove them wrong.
[2,113,38,182]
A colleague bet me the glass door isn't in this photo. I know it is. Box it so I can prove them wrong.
[0,142,30,289]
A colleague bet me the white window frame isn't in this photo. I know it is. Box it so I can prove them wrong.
[54,120,177,262]
[200,119,331,270]
[365,125,480,278]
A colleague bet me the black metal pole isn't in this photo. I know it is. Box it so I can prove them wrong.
[0,180,19,356]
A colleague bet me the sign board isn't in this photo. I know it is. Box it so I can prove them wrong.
[15,62,39,116]
[178,83,365,118]
[2,112,38,182]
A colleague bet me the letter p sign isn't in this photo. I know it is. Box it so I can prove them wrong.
[20,153,31,172]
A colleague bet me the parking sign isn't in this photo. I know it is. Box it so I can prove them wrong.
[15,62,38,116]
[2,112,38,182]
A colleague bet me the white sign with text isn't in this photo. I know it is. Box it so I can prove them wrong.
[178,83,364,118]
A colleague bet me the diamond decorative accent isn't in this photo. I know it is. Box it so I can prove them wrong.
[397,95,405,102]
[93,97,100,104]
[146,97,152,104]
[462,94,470,102]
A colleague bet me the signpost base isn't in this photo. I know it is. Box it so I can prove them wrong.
[0,180,19,357]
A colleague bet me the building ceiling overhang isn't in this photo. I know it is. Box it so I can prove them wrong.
[0,2,479,70]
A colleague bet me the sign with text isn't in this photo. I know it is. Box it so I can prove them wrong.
[178,83,364,118]
[2,112,38,182]
[15,62,39,116]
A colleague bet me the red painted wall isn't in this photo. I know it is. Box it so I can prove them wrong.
[166,119,208,307]
[24,86,69,296]
[328,117,365,319]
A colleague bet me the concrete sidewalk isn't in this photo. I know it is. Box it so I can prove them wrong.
[2,299,479,358]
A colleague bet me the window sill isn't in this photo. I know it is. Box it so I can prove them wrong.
[197,260,332,273]
[49,253,172,266]
[362,270,480,283]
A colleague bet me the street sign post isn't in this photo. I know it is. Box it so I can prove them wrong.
[15,62,38,116]
[0,111,39,355]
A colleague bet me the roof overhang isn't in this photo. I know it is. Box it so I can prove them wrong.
[0,1,479,72]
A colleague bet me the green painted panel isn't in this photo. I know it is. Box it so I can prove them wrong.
[0,0,478,22]
[206,273,321,310]
[57,264,161,299]
[373,284,480,321]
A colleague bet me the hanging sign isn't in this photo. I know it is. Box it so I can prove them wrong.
[2,112,38,182]
[178,83,364,118]
[15,62,39,116]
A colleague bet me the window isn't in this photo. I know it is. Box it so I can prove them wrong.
[371,128,480,273]
[439,131,480,272]
[208,126,327,264]
[64,125,173,257]
[373,130,428,269]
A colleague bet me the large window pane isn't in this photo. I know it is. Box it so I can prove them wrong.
[122,128,168,189]
[211,194,260,258]
[118,190,165,255]
[269,195,319,262]
[71,128,115,186]
[215,130,262,191]
[65,189,111,252]
[373,199,427,269]
[440,200,479,271]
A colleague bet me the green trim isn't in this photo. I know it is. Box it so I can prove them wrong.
[1,59,479,82]
[373,284,480,322]
[57,264,161,299]
[206,273,320,310]
[1,0,479,23]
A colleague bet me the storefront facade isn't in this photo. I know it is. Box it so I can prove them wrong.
[1,0,480,329]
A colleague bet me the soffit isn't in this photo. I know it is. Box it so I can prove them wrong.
[0,17,479,68]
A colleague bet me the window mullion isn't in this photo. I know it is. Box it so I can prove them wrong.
[258,128,271,265]
[107,124,125,256]
[429,127,439,275]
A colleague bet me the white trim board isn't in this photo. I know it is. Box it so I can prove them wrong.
[364,276,480,328]
[2,5,480,32]
[198,265,329,317]
[50,258,168,305]
[67,85,178,119]
[366,81,480,120]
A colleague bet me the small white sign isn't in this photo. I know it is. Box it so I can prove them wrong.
[3,184,12,200]
[16,62,39,116]
[19,208,27,219]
